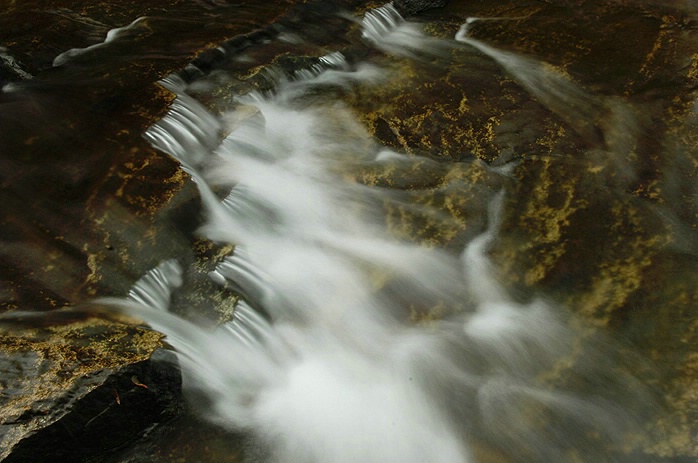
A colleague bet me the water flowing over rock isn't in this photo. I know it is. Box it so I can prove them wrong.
[1,0,698,462]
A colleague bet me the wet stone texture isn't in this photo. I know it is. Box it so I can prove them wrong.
[0,317,180,462]
[0,0,300,460]
[353,1,698,460]
[1,0,698,461]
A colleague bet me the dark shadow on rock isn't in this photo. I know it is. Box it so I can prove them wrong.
[2,350,182,463]
[395,0,450,17]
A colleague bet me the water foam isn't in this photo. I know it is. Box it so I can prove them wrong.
[53,17,149,67]
[95,5,658,462]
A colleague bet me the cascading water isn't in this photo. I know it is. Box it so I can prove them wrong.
[454,18,642,185]
[93,4,661,463]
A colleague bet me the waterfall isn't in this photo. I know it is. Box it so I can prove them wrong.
[92,4,659,463]
[455,18,642,184]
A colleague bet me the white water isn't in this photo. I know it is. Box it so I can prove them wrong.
[0,47,33,80]
[455,20,606,130]
[100,5,656,462]
[53,17,149,67]
[455,19,642,184]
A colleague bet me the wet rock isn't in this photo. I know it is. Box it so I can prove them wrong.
[2,348,182,463]
[0,318,174,461]
[339,0,698,459]
[98,414,246,463]
[0,1,309,461]
[394,0,450,17]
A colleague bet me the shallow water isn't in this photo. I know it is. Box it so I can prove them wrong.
[95,3,693,462]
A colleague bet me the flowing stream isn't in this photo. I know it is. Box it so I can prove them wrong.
[85,3,669,462]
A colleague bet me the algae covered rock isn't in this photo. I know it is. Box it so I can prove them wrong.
[0,320,179,462]
[0,0,303,460]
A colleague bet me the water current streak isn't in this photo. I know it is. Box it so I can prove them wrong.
[101,4,660,463]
